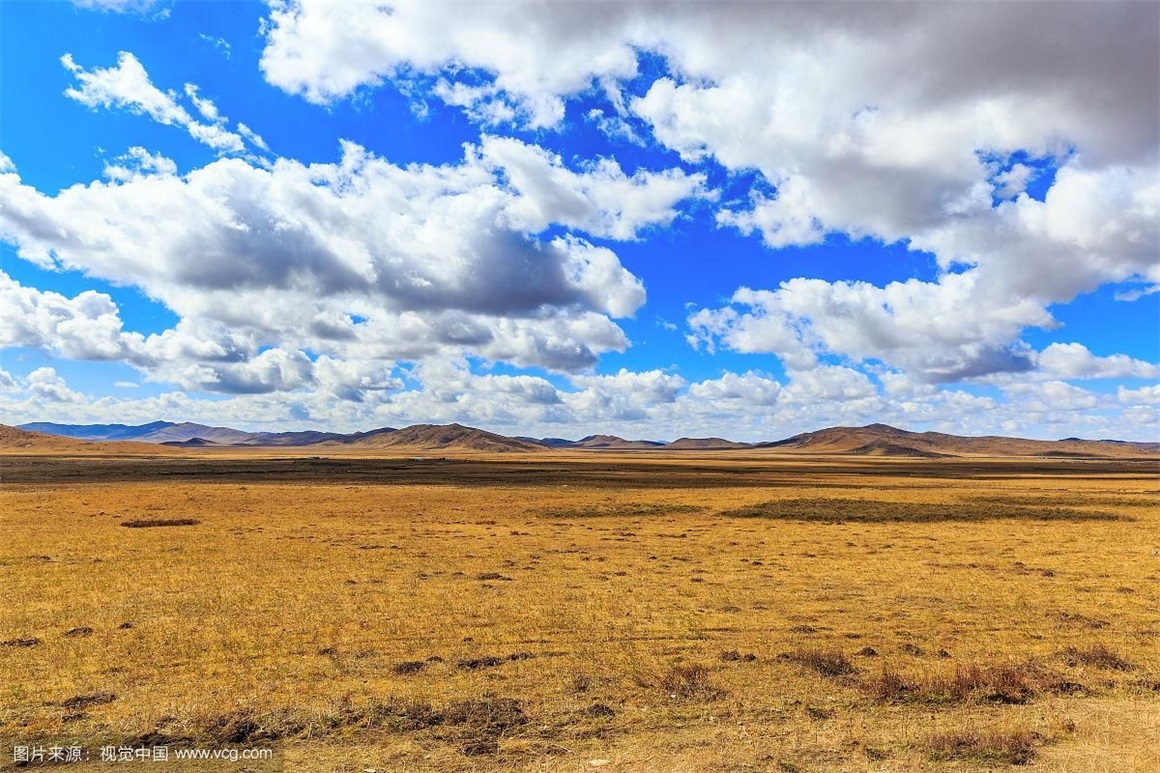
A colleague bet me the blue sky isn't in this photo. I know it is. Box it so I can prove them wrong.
[0,0,1157,441]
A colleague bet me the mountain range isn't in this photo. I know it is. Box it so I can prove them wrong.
[9,420,1159,457]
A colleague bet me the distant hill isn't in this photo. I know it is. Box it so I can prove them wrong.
[666,437,754,450]
[0,424,163,454]
[517,436,575,448]
[760,423,1160,458]
[327,423,539,453]
[20,420,257,445]
[17,421,366,447]
[242,429,366,446]
[570,434,667,450]
[160,437,223,448]
[13,420,1158,457]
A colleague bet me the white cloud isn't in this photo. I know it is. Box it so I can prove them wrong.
[1118,384,1160,406]
[781,365,878,405]
[565,369,686,422]
[199,34,232,58]
[687,371,781,406]
[255,2,1158,385]
[1,358,1155,442]
[993,163,1035,199]
[183,83,221,122]
[0,272,141,361]
[0,135,708,378]
[479,136,706,240]
[7,3,1157,443]
[689,274,1053,381]
[103,147,178,181]
[1036,343,1159,381]
[70,0,164,14]
[690,278,1160,386]
[1002,380,1100,413]
[236,123,270,152]
[259,0,642,127]
[62,52,256,154]
[26,367,86,404]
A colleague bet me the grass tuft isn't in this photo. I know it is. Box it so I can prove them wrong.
[927,729,1039,765]
[784,649,858,677]
[539,502,705,518]
[659,664,727,701]
[1058,644,1134,671]
[864,662,1044,705]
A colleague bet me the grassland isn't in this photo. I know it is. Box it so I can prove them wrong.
[1,452,1157,771]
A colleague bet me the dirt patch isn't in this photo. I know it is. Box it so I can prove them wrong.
[202,707,307,743]
[121,518,201,528]
[721,498,1127,523]
[62,691,116,709]
[1,637,40,647]
[444,696,526,730]
[1056,612,1110,629]
[456,655,506,671]
[782,649,857,677]
[392,660,427,675]
[1058,644,1133,670]
[64,626,94,638]
[969,493,1158,508]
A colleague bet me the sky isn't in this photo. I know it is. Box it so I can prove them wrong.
[0,0,1157,442]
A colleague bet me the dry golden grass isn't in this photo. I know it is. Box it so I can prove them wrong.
[0,452,1157,771]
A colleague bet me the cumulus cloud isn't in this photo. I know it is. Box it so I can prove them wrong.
[689,279,1160,386]
[689,275,1053,381]
[1,357,1155,442]
[479,136,706,240]
[687,371,781,406]
[999,381,1102,422]
[7,3,1157,442]
[26,367,86,404]
[1036,343,1159,381]
[1118,384,1160,406]
[259,0,643,126]
[0,133,708,377]
[0,271,141,361]
[256,2,1157,386]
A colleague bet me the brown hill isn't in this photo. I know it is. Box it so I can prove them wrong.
[572,434,666,450]
[665,437,754,450]
[160,437,224,447]
[763,423,1159,458]
[0,424,165,455]
[329,423,540,453]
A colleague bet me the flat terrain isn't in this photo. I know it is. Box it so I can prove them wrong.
[1,451,1158,771]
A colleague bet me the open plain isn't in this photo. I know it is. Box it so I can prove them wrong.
[1,448,1158,772]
